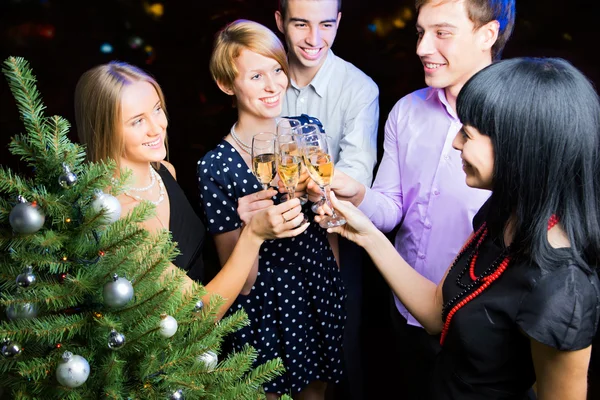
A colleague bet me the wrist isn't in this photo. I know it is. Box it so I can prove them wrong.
[354,183,367,206]
[360,227,386,253]
[240,220,265,247]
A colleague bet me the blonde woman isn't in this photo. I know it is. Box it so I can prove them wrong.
[199,19,346,399]
[74,61,308,319]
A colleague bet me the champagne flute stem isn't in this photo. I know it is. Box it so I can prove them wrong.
[321,185,339,218]
[287,187,296,200]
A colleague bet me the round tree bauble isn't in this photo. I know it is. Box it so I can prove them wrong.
[56,351,90,388]
[9,198,45,234]
[91,189,122,224]
[103,274,134,308]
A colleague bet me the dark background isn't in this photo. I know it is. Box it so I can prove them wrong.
[1,0,598,398]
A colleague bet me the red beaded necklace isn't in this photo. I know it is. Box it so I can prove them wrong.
[440,214,559,345]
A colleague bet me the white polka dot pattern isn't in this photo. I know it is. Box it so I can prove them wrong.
[197,132,346,395]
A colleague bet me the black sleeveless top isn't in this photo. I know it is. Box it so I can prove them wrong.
[157,164,205,282]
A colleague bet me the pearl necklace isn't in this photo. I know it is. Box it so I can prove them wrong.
[111,164,155,191]
[128,164,156,192]
[229,122,252,154]
[123,167,165,205]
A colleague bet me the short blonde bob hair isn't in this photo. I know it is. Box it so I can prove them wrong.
[74,61,168,167]
[210,19,289,89]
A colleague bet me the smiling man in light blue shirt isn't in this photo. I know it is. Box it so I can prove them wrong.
[275,1,379,399]
[275,1,379,187]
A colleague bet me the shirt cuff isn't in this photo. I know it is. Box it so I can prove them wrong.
[357,186,378,219]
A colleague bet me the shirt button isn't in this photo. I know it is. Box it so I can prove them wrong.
[424,222,432,229]
[433,189,440,196]
[300,98,305,103]
[418,253,426,260]
[443,154,450,160]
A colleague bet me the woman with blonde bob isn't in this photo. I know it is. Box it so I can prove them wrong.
[198,19,346,399]
[74,61,307,319]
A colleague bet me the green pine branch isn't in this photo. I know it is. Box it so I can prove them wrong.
[2,57,48,159]
[1,56,287,399]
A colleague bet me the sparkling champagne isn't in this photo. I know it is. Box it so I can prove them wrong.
[278,156,302,188]
[252,153,276,186]
[304,150,333,187]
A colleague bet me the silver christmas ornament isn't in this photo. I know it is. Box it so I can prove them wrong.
[196,350,218,371]
[103,274,134,307]
[91,189,122,224]
[56,351,90,388]
[194,299,204,312]
[1,339,23,358]
[9,196,45,234]
[6,302,38,320]
[16,266,36,288]
[159,314,178,338]
[108,329,126,350]
[58,163,78,188]
[169,389,185,400]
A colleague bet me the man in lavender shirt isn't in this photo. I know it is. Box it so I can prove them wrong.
[322,0,516,397]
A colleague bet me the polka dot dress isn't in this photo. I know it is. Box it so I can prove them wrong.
[197,136,346,394]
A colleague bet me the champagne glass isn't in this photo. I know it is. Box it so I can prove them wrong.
[276,118,301,137]
[297,125,346,228]
[277,133,309,224]
[251,132,276,190]
[277,118,308,204]
[296,124,327,213]
[276,133,302,200]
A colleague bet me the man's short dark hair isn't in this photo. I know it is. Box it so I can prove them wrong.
[415,0,516,60]
[279,0,342,19]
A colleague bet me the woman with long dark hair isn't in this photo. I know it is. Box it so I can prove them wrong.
[321,57,600,399]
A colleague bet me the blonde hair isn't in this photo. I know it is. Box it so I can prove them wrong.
[210,19,289,89]
[74,61,168,167]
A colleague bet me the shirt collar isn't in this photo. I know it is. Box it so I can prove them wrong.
[426,87,459,122]
[290,49,335,98]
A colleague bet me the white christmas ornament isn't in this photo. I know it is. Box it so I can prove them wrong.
[197,350,218,370]
[169,388,185,400]
[56,351,90,388]
[159,314,178,338]
[91,189,122,224]
[103,274,134,308]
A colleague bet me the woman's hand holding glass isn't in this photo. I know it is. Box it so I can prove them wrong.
[245,197,310,240]
[297,124,346,228]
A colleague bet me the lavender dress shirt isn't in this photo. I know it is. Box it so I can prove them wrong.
[358,87,490,327]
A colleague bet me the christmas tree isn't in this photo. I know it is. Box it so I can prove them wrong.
[0,57,289,399]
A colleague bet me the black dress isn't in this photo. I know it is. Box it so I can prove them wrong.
[432,201,600,399]
[157,164,205,282]
[197,116,346,394]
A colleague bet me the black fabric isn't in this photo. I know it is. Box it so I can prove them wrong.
[431,203,600,399]
[389,300,441,400]
[197,136,346,394]
[334,237,366,400]
[157,164,205,282]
